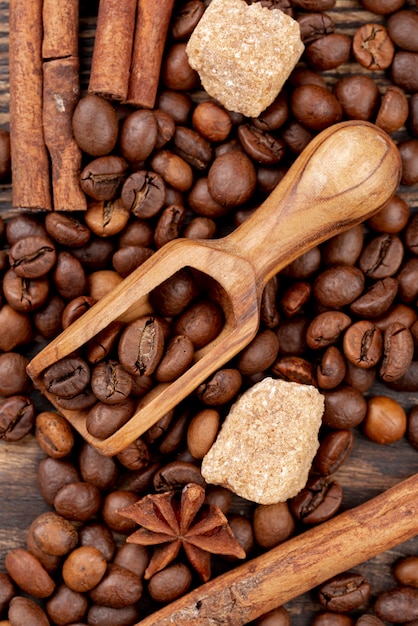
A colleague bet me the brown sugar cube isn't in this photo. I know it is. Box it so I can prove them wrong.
[186,0,304,118]
[201,378,324,505]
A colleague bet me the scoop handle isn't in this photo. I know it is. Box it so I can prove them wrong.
[224,121,401,286]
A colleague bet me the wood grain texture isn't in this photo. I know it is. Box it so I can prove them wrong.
[1,0,418,624]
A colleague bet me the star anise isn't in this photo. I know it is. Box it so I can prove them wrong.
[117,482,246,582]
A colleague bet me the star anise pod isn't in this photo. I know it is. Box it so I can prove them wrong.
[117,482,246,582]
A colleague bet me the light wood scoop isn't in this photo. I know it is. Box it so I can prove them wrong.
[134,472,418,625]
[27,121,401,455]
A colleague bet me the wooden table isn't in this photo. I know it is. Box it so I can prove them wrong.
[1,0,418,623]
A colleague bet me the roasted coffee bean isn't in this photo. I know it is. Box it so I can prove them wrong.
[237,124,285,164]
[279,280,311,317]
[343,320,383,369]
[80,155,128,201]
[53,251,88,300]
[350,277,398,318]
[323,385,367,429]
[120,109,158,163]
[149,268,199,317]
[0,572,15,615]
[148,562,192,602]
[0,304,33,351]
[208,150,256,207]
[391,51,418,92]
[61,295,96,329]
[30,511,78,557]
[306,311,352,350]
[344,362,376,392]
[280,119,313,153]
[197,368,242,405]
[154,334,194,382]
[0,395,35,442]
[360,0,406,13]
[356,616,384,626]
[118,316,166,376]
[282,246,321,278]
[291,0,336,9]
[253,502,295,549]
[397,257,418,302]
[380,321,414,382]
[236,329,279,376]
[5,548,55,598]
[312,612,355,626]
[157,89,193,124]
[154,204,186,248]
[359,234,404,278]
[0,352,30,396]
[388,10,418,52]
[291,84,342,131]
[116,438,151,471]
[46,583,89,626]
[62,546,107,592]
[55,388,97,411]
[3,268,49,312]
[272,355,316,385]
[6,214,47,245]
[72,93,118,156]
[88,562,142,608]
[118,218,154,248]
[353,23,395,70]
[120,170,165,219]
[54,481,102,522]
[192,100,232,142]
[26,525,61,575]
[78,442,119,490]
[369,195,410,235]
[35,410,75,458]
[318,572,371,612]
[113,543,150,579]
[174,299,224,349]
[363,395,407,444]
[161,41,199,91]
[37,456,80,507]
[9,235,56,278]
[290,476,343,524]
[375,302,417,332]
[226,514,254,558]
[45,212,91,248]
[316,346,346,390]
[85,198,130,238]
[43,356,90,399]
[260,276,280,329]
[158,409,190,455]
[8,596,50,626]
[297,12,334,44]
[313,265,364,308]
[79,521,116,561]
[153,461,205,491]
[314,429,354,475]
[375,586,418,622]
[289,66,327,89]
[183,216,217,239]
[86,321,124,364]
[255,606,291,626]
[150,149,194,192]
[321,224,364,267]
[91,360,133,404]
[173,125,213,170]
[89,268,123,299]
[187,408,220,459]
[71,236,115,271]
[86,397,136,439]
[375,85,409,134]
[398,139,418,186]
[386,360,418,392]
[87,603,141,626]
[304,33,351,71]
[171,0,206,41]
[394,555,418,588]
[333,75,380,121]
[101,490,139,534]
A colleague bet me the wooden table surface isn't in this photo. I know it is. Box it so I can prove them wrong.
[1,0,418,623]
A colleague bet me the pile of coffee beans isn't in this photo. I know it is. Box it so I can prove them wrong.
[1,0,418,623]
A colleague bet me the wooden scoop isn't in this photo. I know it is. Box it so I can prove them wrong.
[27,121,401,455]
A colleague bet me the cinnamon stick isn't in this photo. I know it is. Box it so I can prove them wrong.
[42,0,79,59]
[43,57,87,212]
[88,0,137,101]
[135,473,418,626]
[127,0,175,109]
[9,0,52,211]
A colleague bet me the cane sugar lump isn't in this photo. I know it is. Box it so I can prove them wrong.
[201,378,324,505]
[185,0,304,117]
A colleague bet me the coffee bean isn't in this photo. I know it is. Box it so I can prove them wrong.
[30,512,78,557]
[208,150,256,207]
[297,11,334,44]
[153,461,205,491]
[318,572,371,612]
[391,51,418,92]
[101,490,139,534]
[304,33,351,70]
[8,596,50,626]
[375,85,409,134]
[5,548,55,598]
[363,395,407,444]
[197,368,242,405]
[291,84,342,131]
[375,586,418,622]
[358,234,404,279]
[88,562,143,608]
[255,606,291,626]
[306,311,352,350]
[79,521,116,562]
[0,395,35,442]
[9,235,56,279]
[120,109,158,163]
[290,476,343,524]
[86,397,136,439]
[313,265,365,308]
[171,0,206,41]
[85,198,130,238]
[173,125,213,170]
[312,612,355,626]
[6,214,47,245]
[150,149,194,192]
[35,411,75,458]
[350,277,398,318]
[380,321,414,382]
[323,385,367,429]
[161,42,199,91]
[272,355,316,385]
[333,75,380,121]
[80,155,128,201]
[343,320,383,369]
[118,315,166,376]
[121,169,166,222]
[62,546,107,592]
[253,502,295,549]
[43,356,90,399]
[72,93,118,156]
[154,204,186,248]
[174,299,224,349]
[37,457,80,507]
[316,346,347,390]
[353,24,395,70]
[53,251,88,300]
[46,583,89,625]
[0,352,30,396]
[78,442,119,490]
[187,408,220,459]
[398,139,418,185]
[147,562,192,602]
[87,603,141,626]
[54,481,102,522]
[3,268,49,312]
[91,360,133,404]
[236,329,279,376]
[314,429,354,475]
[237,124,286,164]
[388,10,418,52]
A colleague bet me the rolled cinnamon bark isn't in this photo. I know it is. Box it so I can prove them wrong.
[9,0,52,211]
[88,0,137,101]
[127,0,175,109]
[43,57,87,212]
[42,0,79,59]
